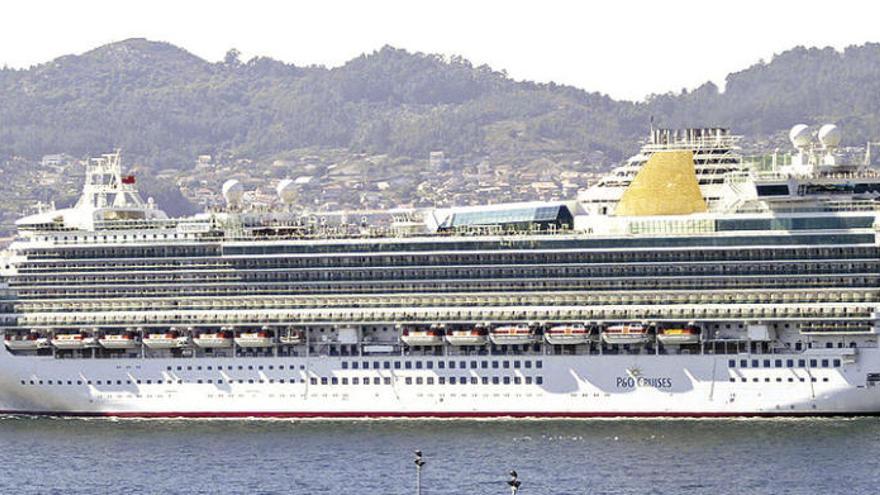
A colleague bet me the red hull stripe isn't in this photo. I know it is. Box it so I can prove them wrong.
[0,410,874,419]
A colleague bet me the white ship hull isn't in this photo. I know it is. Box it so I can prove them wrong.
[2,345,879,417]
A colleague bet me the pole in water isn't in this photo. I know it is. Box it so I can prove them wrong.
[414,450,425,495]
[507,470,522,495]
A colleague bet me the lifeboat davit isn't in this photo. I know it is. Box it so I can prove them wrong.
[444,327,488,346]
[657,326,701,345]
[99,331,140,349]
[193,328,234,348]
[400,327,445,346]
[279,329,304,345]
[143,329,189,349]
[489,325,534,345]
[4,332,49,351]
[601,324,651,345]
[235,327,275,348]
[544,324,592,345]
[51,332,90,350]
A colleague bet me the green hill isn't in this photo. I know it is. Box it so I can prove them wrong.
[1,39,879,169]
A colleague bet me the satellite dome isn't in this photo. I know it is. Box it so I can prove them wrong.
[221,179,244,205]
[276,179,297,204]
[789,124,811,148]
[818,124,842,149]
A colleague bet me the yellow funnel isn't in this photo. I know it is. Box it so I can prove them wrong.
[615,150,707,216]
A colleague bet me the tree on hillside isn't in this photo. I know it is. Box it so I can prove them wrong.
[224,48,242,66]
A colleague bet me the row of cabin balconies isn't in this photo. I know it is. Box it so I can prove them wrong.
[13,272,880,290]
[19,245,880,267]
[15,248,880,273]
[21,250,880,274]
[16,260,234,273]
[12,288,879,314]
[11,276,880,300]
[13,304,878,328]
[8,260,880,287]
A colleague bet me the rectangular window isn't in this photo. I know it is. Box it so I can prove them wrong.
[426,361,434,369]
[342,378,348,385]
[503,377,511,385]
[525,377,533,385]
[763,360,770,368]
[481,361,489,369]
[372,362,380,370]
[503,361,510,369]
[383,362,391,369]
[449,361,456,369]
[394,361,401,369]
[751,360,759,368]
[331,377,338,385]
[492,377,500,385]
[320,377,328,385]
[821,359,829,368]
[405,377,413,385]
[525,361,532,369]
[353,377,360,385]
[427,377,434,385]
[728,360,736,368]
[536,377,543,384]
[416,361,423,369]
[514,361,521,369]
[798,359,806,367]
[740,360,748,368]
[439,377,446,385]
[482,377,489,385]
[470,361,478,369]
[438,361,445,369]
[352,362,359,370]
[470,377,478,384]
[373,377,380,385]
[514,377,522,384]
[774,360,783,368]
[310,378,317,385]
[449,377,457,385]
[536,361,543,369]
[342,362,348,369]
[809,359,817,368]
[492,361,499,369]
[405,362,413,369]
[787,359,794,367]
[833,359,841,367]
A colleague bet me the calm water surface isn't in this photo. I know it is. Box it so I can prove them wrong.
[0,416,877,494]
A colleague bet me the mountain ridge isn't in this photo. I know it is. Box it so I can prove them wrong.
[1,38,879,169]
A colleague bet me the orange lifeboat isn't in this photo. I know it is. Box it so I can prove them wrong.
[143,328,189,349]
[657,326,701,345]
[400,327,445,346]
[544,324,592,345]
[489,325,534,345]
[444,327,488,346]
[99,331,140,349]
[193,328,234,348]
[601,324,650,345]
[4,331,49,351]
[235,327,276,348]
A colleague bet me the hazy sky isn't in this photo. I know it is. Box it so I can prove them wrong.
[3,0,878,101]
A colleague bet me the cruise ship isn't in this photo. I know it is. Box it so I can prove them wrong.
[2,123,880,417]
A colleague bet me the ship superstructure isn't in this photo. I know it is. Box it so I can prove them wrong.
[2,126,880,417]
[579,127,743,215]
